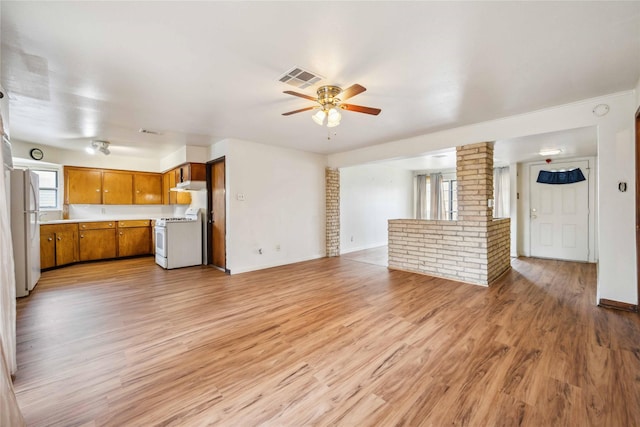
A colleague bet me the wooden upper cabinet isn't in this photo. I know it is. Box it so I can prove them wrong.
[175,163,206,183]
[103,171,133,205]
[65,166,162,205]
[134,173,162,204]
[171,163,205,205]
[65,168,102,204]
[162,171,177,204]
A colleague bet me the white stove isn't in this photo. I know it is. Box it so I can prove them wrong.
[156,209,200,226]
[155,208,202,269]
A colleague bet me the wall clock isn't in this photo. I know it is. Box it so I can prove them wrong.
[30,148,44,161]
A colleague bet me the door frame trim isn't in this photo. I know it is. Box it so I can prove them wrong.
[635,105,640,307]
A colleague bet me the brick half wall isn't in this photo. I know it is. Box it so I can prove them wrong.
[487,218,511,283]
[388,218,510,286]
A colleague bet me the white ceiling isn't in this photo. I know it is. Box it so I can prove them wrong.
[379,126,597,171]
[1,2,639,159]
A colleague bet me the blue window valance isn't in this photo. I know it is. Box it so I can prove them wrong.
[536,168,586,185]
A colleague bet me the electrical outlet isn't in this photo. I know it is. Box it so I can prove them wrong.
[275,244,280,251]
[350,236,354,242]
[237,193,245,201]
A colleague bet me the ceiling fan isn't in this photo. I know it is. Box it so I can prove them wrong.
[282,84,381,127]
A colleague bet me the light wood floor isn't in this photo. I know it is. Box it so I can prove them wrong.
[341,245,388,267]
[14,255,640,426]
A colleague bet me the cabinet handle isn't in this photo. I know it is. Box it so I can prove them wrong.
[80,235,84,238]
[57,237,61,241]
[104,190,109,193]
[109,223,112,226]
[96,189,100,192]
[81,224,86,229]
[48,237,52,241]
[119,232,123,236]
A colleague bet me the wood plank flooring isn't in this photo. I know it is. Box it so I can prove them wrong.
[13,255,640,426]
[341,245,388,267]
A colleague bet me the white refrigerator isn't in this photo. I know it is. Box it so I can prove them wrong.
[10,169,40,297]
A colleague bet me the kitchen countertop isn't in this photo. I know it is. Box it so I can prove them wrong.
[41,217,159,225]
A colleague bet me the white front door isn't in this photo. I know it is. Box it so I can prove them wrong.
[530,160,590,262]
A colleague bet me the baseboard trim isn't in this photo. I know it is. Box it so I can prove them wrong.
[598,298,638,312]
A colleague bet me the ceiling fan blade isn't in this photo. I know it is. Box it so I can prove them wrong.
[341,104,381,115]
[340,84,366,101]
[282,106,316,116]
[283,90,317,101]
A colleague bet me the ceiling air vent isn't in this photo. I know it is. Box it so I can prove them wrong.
[139,128,162,135]
[278,66,323,89]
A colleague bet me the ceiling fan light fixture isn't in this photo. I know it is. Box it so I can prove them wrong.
[312,110,326,126]
[282,83,380,128]
[326,108,341,127]
[327,107,341,121]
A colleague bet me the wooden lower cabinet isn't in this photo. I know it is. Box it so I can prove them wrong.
[41,220,153,269]
[40,224,79,269]
[118,220,151,257]
[79,222,117,261]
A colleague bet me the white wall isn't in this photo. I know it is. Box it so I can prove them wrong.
[340,164,413,253]
[208,138,326,274]
[159,145,209,171]
[329,91,638,306]
[11,140,160,172]
[509,163,518,257]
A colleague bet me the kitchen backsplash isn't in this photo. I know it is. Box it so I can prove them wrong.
[68,204,187,219]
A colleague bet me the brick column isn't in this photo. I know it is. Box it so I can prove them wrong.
[325,167,340,257]
[456,142,494,222]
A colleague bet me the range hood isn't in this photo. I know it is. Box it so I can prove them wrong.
[171,180,206,191]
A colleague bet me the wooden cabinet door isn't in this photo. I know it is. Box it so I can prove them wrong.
[134,174,162,204]
[162,172,173,204]
[103,172,133,204]
[176,191,191,205]
[79,229,117,261]
[164,167,189,204]
[118,227,151,257]
[176,166,187,183]
[190,163,206,181]
[40,227,56,269]
[175,163,205,183]
[55,230,78,266]
[66,168,102,204]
